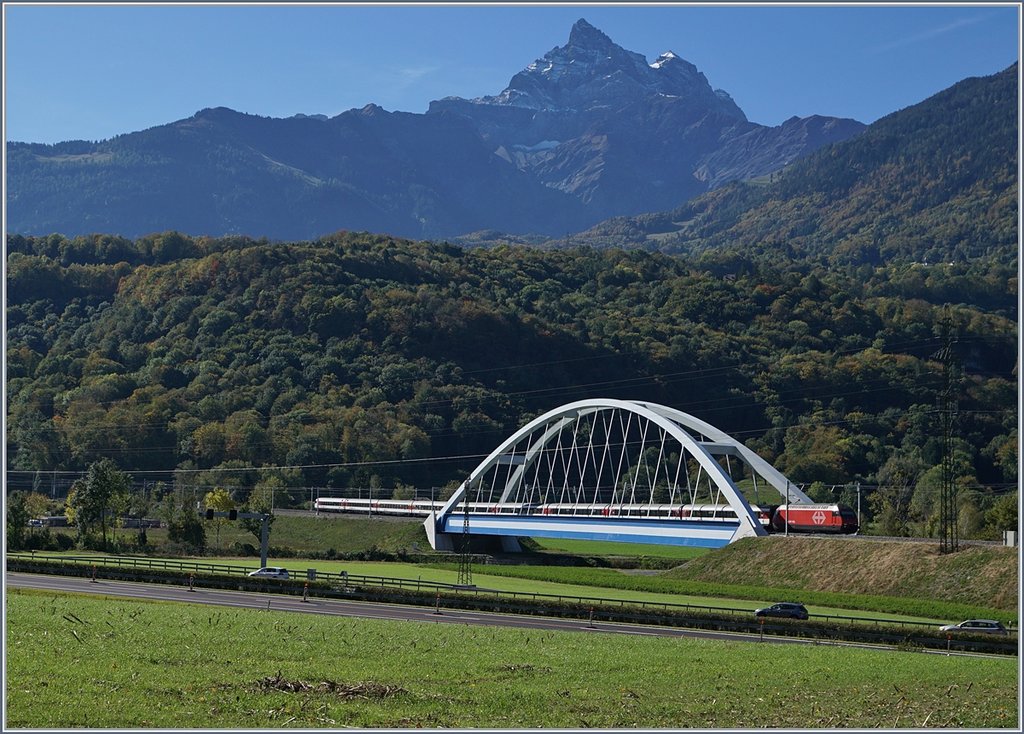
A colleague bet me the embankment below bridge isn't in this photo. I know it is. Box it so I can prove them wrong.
[666,536,1018,611]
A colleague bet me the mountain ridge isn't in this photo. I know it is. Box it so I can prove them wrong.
[7,18,865,240]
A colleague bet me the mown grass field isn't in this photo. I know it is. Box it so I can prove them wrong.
[145,513,429,555]
[6,588,1018,729]
[140,512,712,563]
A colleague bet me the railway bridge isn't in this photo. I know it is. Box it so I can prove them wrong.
[421,399,813,551]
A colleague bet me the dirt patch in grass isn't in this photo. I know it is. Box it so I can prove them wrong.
[251,673,406,699]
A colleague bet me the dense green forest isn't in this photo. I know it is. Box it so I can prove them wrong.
[5,230,1018,539]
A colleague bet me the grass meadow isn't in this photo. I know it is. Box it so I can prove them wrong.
[5,588,1019,729]
[138,512,713,561]
[137,513,428,555]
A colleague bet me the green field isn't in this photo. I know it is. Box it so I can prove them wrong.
[143,513,429,555]
[124,513,712,563]
[6,588,1018,728]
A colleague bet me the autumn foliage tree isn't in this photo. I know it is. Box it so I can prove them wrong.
[203,486,235,549]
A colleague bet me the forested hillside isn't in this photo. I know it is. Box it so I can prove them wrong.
[566,63,1017,265]
[5,231,1017,538]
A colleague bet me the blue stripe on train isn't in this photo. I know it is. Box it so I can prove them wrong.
[441,514,737,548]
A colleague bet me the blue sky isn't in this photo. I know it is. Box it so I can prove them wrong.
[3,3,1020,145]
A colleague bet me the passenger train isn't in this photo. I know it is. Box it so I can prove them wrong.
[313,497,859,534]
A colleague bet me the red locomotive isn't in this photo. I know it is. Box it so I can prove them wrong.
[769,503,859,534]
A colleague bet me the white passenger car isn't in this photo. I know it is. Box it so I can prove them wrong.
[247,566,290,579]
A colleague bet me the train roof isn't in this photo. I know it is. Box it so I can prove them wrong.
[778,503,843,510]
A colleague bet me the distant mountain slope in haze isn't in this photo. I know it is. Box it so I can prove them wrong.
[7,104,591,241]
[566,63,1018,265]
[6,19,864,240]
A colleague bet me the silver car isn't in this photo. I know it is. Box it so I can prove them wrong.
[938,619,1008,635]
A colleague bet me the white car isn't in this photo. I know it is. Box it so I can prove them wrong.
[247,566,290,579]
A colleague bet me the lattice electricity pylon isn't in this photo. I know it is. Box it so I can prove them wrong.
[933,315,961,554]
[456,486,473,585]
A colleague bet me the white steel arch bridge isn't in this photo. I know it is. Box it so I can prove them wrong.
[423,399,813,551]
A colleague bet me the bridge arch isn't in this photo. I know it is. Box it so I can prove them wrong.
[425,399,807,551]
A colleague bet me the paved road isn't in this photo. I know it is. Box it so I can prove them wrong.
[6,572,999,658]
